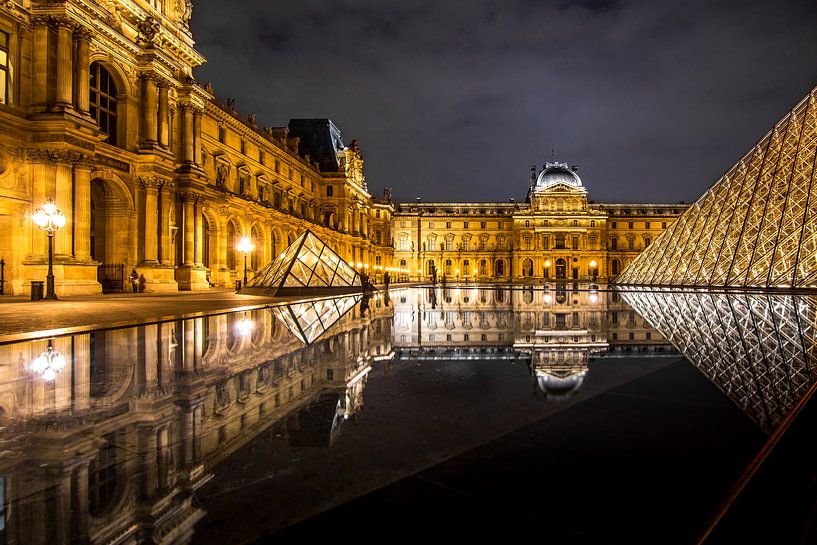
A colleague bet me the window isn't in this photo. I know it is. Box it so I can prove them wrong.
[628,237,635,250]
[326,185,333,197]
[376,210,381,218]
[543,235,549,249]
[612,259,621,275]
[399,235,409,251]
[556,234,566,249]
[495,259,505,276]
[498,221,504,229]
[326,369,334,380]
[90,62,118,145]
[240,139,246,154]
[480,221,486,229]
[645,221,650,229]
[400,220,407,228]
[463,221,469,228]
[610,236,618,250]
[446,221,451,229]
[662,222,667,229]
[218,125,226,143]
[497,237,505,250]
[259,149,265,164]
[590,220,595,227]
[429,221,434,229]
[645,236,652,246]
[463,239,470,251]
[445,259,452,275]
[628,221,634,229]
[612,222,617,229]
[525,220,530,227]
[572,236,579,250]
[523,236,531,250]
[572,219,578,227]
[0,31,9,104]
[428,237,435,251]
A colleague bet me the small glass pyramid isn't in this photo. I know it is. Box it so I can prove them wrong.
[271,294,361,344]
[242,230,362,296]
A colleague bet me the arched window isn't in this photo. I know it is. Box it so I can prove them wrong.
[89,432,119,516]
[612,259,621,275]
[463,259,471,276]
[522,258,533,277]
[479,259,487,276]
[227,222,236,270]
[251,225,263,270]
[444,259,452,276]
[90,63,118,146]
[426,259,435,275]
[495,259,505,277]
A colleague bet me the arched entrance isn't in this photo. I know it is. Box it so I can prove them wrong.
[91,178,133,292]
[555,258,567,279]
[522,258,533,277]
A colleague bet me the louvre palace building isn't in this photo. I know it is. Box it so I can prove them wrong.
[0,0,687,296]
[392,163,688,283]
[0,0,393,296]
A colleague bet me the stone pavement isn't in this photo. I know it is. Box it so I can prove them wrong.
[0,289,277,342]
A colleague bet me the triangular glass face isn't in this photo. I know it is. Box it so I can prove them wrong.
[621,288,817,432]
[270,294,362,344]
[244,230,361,294]
[618,86,817,288]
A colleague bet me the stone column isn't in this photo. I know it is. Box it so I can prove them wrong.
[142,75,158,146]
[74,29,91,114]
[181,194,195,266]
[72,333,91,411]
[158,83,170,148]
[194,199,204,266]
[193,108,203,165]
[73,158,93,260]
[54,17,74,109]
[181,106,194,163]
[54,155,75,256]
[159,183,174,264]
[31,17,49,108]
[141,178,160,263]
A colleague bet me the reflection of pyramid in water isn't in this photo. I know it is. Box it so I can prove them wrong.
[271,295,361,344]
[243,230,361,296]
[618,87,817,288]
[621,288,817,432]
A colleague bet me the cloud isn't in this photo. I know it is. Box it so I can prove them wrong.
[191,0,817,204]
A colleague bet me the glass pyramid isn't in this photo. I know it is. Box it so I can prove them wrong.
[621,288,817,432]
[618,85,817,288]
[242,230,361,295]
[271,294,361,345]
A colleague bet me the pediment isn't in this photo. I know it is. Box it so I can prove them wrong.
[536,182,586,194]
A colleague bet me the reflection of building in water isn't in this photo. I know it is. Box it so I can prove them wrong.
[0,296,392,544]
[621,288,817,432]
[392,285,674,398]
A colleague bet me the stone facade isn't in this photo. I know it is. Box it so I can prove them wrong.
[0,0,393,296]
[392,163,689,282]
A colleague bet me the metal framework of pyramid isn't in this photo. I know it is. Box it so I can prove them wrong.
[242,230,362,296]
[618,86,817,288]
[271,295,361,344]
[621,288,817,432]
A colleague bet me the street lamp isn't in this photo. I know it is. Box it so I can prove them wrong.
[237,236,254,288]
[31,340,66,382]
[32,199,66,300]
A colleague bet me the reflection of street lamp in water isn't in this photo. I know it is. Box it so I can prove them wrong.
[32,199,67,300]
[31,340,66,382]
[237,236,254,288]
[235,315,255,337]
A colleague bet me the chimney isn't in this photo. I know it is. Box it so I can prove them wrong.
[571,165,579,172]
[530,165,536,184]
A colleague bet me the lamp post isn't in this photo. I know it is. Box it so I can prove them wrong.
[237,236,254,288]
[32,199,66,300]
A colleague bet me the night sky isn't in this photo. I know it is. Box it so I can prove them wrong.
[191,0,817,204]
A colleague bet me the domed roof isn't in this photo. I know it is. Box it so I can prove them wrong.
[535,162,582,189]
[536,371,586,399]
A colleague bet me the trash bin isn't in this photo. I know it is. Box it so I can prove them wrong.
[31,281,44,301]
[235,280,242,292]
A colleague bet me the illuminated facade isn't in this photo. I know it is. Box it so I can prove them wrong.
[0,296,393,543]
[0,0,392,296]
[392,163,687,282]
[618,86,817,288]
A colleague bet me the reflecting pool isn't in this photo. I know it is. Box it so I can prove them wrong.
[0,285,815,544]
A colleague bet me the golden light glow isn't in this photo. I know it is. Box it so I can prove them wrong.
[237,236,254,254]
[589,259,598,268]
[544,259,551,268]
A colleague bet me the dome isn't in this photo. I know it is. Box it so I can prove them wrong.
[535,162,582,189]
[536,371,586,399]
